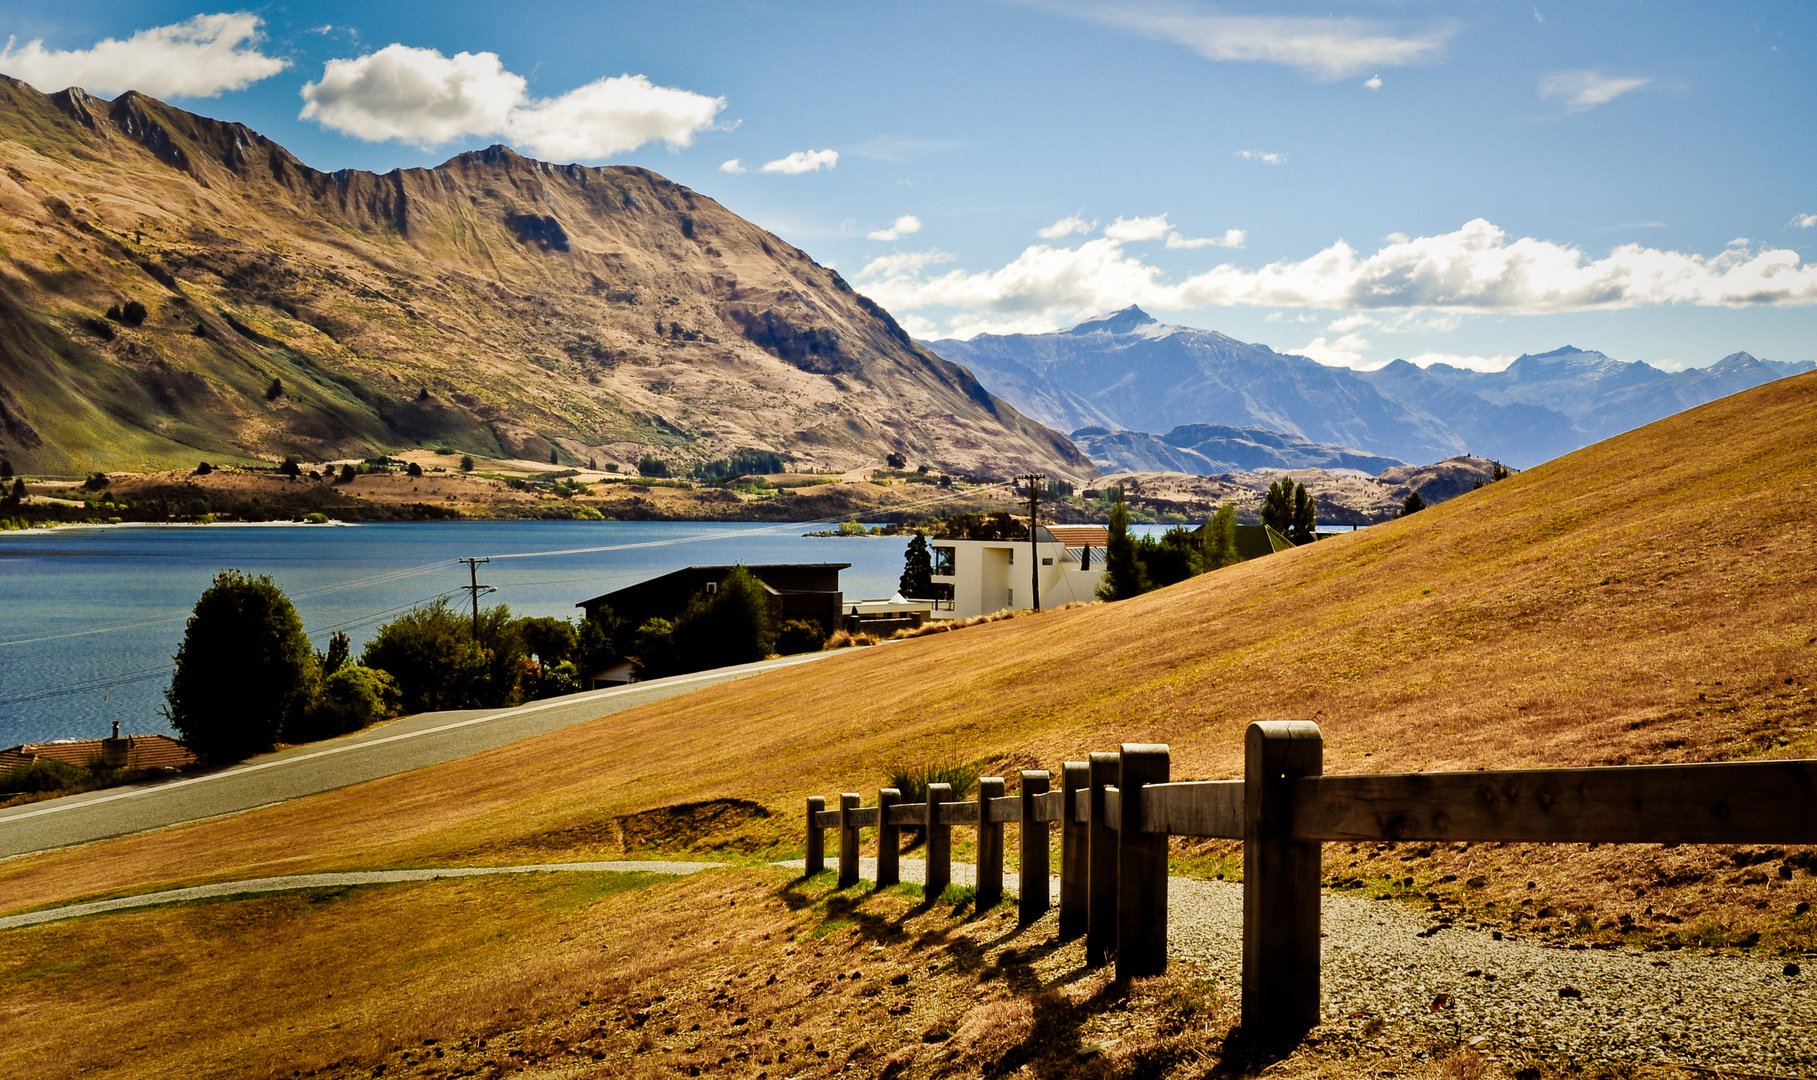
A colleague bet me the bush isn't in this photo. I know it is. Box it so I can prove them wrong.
[672,565,776,670]
[265,378,284,401]
[194,461,213,475]
[288,665,398,741]
[776,618,828,655]
[107,300,148,326]
[406,462,423,478]
[1,758,88,795]
[277,458,301,477]
[339,464,357,483]
[532,660,581,700]
[459,455,475,472]
[164,570,318,762]
[361,599,524,712]
[631,617,679,679]
[82,472,110,491]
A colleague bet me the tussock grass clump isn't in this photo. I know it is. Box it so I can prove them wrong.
[882,761,980,803]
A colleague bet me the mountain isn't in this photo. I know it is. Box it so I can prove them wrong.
[927,307,1463,464]
[0,79,1092,480]
[1071,423,1404,474]
[928,310,1813,471]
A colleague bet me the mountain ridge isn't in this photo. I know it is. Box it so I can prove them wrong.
[0,78,1093,479]
[927,307,1812,470]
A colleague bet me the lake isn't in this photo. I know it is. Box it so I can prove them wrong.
[0,520,921,747]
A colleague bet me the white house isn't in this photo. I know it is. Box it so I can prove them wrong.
[924,525,1108,619]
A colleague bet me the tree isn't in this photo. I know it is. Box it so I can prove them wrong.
[1491,462,1510,482]
[1399,489,1427,517]
[1096,489,1150,601]
[361,598,524,712]
[885,451,907,469]
[3,478,21,506]
[637,455,670,478]
[1140,527,1202,588]
[1291,482,1318,545]
[576,608,621,679]
[406,461,423,478]
[549,446,560,465]
[631,617,679,680]
[516,616,578,697]
[277,458,301,477]
[265,378,284,401]
[338,463,357,483]
[672,565,776,670]
[1201,503,1240,571]
[194,461,213,475]
[0,460,11,480]
[164,570,317,762]
[316,630,351,677]
[460,455,475,472]
[899,531,933,599]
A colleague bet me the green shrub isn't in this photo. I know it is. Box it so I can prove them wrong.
[289,665,398,741]
[361,599,524,713]
[164,570,317,762]
[631,617,679,680]
[776,618,828,655]
[1,758,88,794]
[672,565,776,670]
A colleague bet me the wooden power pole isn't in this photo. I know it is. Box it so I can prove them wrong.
[1018,474,1045,611]
[458,557,492,639]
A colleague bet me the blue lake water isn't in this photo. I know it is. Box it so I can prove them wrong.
[0,520,918,747]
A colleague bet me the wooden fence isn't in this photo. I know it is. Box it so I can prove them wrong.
[804,721,1817,1043]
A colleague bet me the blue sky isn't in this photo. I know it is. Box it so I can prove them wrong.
[3,2,1814,370]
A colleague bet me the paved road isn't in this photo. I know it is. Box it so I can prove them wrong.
[0,652,838,859]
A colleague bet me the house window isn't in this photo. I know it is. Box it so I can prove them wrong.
[932,546,955,575]
[930,582,955,611]
[1041,557,1053,566]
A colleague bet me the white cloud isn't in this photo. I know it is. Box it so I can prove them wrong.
[506,74,726,160]
[1104,214,1172,241]
[0,13,288,98]
[1237,149,1286,164]
[868,215,923,241]
[761,149,839,174]
[720,158,746,174]
[1538,70,1650,112]
[1038,215,1096,239]
[1067,5,1451,80]
[1401,351,1516,373]
[1326,313,1379,333]
[299,45,723,158]
[1293,332,1374,367]
[856,218,1817,341]
[1791,213,1817,229]
[1364,74,1383,90]
[1167,228,1245,249]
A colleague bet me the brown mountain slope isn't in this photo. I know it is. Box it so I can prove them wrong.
[3,371,1813,935]
[0,78,1092,479]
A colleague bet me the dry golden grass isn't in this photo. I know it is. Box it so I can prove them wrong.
[1,372,1813,944]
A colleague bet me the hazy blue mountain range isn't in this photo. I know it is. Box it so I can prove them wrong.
[926,308,1814,470]
[1071,424,1405,475]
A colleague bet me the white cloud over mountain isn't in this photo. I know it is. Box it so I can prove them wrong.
[857,218,1817,338]
[299,45,724,159]
[868,215,922,241]
[1538,70,1650,112]
[0,13,288,99]
[1060,4,1451,79]
[761,149,839,174]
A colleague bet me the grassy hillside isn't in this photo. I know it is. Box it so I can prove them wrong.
[0,78,1090,480]
[2,370,1811,925]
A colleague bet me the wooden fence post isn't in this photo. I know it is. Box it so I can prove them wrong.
[838,792,862,889]
[1059,761,1088,939]
[1244,721,1324,1042]
[1019,770,1051,924]
[925,782,953,900]
[877,787,902,888]
[1086,751,1120,967]
[805,795,825,877]
[977,777,1005,911]
[1117,744,1170,981]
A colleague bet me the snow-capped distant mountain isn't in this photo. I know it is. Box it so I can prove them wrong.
[925,309,1814,470]
[1071,424,1405,475]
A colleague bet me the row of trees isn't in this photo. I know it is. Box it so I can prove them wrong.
[1096,478,1320,602]
[165,564,812,762]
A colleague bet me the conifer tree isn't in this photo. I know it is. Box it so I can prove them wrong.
[1096,489,1150,601]
[1201,503,1240,570]
[899,531,933,599]
[1399,489,1427,517]
[1292,482,1318,544]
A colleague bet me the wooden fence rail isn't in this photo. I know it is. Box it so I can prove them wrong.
[804,721,1817,1042]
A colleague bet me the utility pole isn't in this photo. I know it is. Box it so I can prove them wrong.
[458,557,493,640]
[1018,474,1045,611]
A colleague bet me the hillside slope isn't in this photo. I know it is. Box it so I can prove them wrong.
[0,78,1090,480]
[1,372,1811,920]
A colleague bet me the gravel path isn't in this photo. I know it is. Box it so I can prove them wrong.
[8,857,1812,1072]
[0,861,720,931]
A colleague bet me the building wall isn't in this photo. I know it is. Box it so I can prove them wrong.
[930,539,1105,619]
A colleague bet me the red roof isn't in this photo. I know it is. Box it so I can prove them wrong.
[0,734,194,773]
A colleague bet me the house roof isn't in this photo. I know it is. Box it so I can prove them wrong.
[1041,525,1111,546]
[0,733,194,773]
[577,563,850,610]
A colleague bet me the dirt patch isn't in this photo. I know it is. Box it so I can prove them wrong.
[616,799,772,851]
